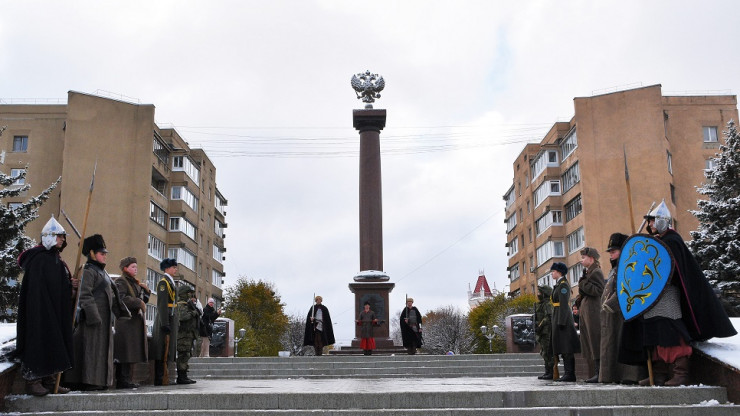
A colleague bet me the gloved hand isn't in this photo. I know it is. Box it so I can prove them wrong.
[161,325,171,334]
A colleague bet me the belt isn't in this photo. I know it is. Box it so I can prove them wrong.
[168,303,175,307]
[552,302,560,307]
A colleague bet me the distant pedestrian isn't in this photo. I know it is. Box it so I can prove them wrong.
[16,216,75,396]
[198,298,221,358]
[550,262,580,382]
[572,305,580,330]
[357,302,378,355]
[113,257,150,389]
[176,285,200,384]
[152,258,179,385]
[400,298,423,355]
[535,285,554,380]
[64,234,131,391]
[579,247,605,383]
[303,296,335,356]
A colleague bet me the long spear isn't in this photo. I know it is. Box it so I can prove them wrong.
[624,145,636,234]
[55,161,96,393]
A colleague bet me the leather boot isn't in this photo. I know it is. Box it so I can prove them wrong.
[555,355,576,382]
[537,364,553,380]
[585,359,600,383]
[639,361,668,386]
[664,356,690,386]
[42,375,70,394]
[25,379,49,396]
[176,369,196,385]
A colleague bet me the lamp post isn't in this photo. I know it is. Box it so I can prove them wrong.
[480,325,499,352]
[234,328,246,356]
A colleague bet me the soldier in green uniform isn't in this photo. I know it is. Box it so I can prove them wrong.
[550,262,581,382]
[176,285,200,384]
[535,285,554,380]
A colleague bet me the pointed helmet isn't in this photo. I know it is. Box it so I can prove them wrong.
[645,199,672,234]
[41,215,66,250]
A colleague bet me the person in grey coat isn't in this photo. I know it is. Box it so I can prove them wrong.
[64,234,130,390]
[113,257,150,389]
[550,262,581,382]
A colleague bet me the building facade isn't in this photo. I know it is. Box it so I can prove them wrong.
[504,85,737,299]
[468,271,500,309]
[0,91,228,333]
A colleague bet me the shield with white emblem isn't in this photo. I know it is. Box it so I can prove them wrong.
[617,234,675,321]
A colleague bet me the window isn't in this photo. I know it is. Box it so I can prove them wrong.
[145,304,157,336]
[505,212,517,233]
[535,210,563,236]
[703,126,718,142]
[215,219,225,238]
[536,240,564,267]
[534,180,561,208]
[538,272,554,288]
[170,216,197,241]
[507,238,519,257]
[153,135,169,165]
[173,156,200,185]
[12,136,28,152]
[150,201,167,228]
[148,235,165,260]
[567,227,585,254]
[530,150,559,182]
[171,186,198,213]
[213,244,225,263]
[7,202,23,210]
[705,159,718,176]
[666,151,673,175]
[212,269,224,288]
[670,183,676,204]
[216,191,227,215]
[565,194,582,222]
[146,268,163,291]
[569,263,584,286]
[560,129,577,160]
[168,247,196,271]
[10,168,26,186]
[509,263,520,282]
[561,162,580,193]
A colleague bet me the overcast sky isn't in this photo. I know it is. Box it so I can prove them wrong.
[2,1,739,345]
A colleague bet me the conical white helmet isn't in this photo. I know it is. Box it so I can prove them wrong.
[646,199,672,234]
[41,215,66,250]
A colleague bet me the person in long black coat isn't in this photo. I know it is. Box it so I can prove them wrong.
[113,257,150,388]
[16,216,75,396]
[303,296,335,355]
[400,298,423,355]
[152,258,179,385]
[198,298,221,358]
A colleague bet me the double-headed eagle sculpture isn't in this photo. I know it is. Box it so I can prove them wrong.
[351,70,385,107]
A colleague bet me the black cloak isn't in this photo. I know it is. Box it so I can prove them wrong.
[400,306,423,348]
[302,304,335,347]
[16,245,74,379]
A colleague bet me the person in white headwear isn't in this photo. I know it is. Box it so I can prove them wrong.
[198,297,221,357]
[16,216,75,396]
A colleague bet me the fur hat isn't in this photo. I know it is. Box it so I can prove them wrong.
[82,234,107,255]
[119,256,137,270]
[160,258,177,271]
[580,246,600,260]
[550,262,568,276]
[607,233,629,252]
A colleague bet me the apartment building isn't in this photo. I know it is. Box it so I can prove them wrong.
[0,91,228,331]
[504,85,737,299]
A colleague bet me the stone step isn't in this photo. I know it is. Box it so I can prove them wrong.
[4,378,732,415]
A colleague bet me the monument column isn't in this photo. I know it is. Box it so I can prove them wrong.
[348,70,395,350]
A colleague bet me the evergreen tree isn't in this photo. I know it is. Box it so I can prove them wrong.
[689,120,740,294]
[0,128,61,321]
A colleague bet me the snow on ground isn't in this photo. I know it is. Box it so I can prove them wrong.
[0,322,16,373]
[693,317,740,371]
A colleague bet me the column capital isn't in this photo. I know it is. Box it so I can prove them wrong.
[353,109,387,133]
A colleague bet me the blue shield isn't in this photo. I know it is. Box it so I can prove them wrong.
[617,234,674,321]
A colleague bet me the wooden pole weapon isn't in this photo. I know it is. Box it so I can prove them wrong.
[624,146,636,234]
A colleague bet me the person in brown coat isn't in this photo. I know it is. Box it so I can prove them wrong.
[579,247,605,383]
[599,233,646,384]
[113,257,151,389]
[63,234,130,390]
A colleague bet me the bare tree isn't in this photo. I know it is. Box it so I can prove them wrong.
[422,305,475,355]
[389,308,402,346]
[280,312,312,356]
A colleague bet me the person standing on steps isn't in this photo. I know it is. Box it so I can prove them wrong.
[303,296,335,356]
[579,247,605,383]
[550,262,581,382]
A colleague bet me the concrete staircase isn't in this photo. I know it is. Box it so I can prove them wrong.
[4,353,737,415]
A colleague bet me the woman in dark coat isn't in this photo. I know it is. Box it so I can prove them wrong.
[113,257,150,388]
[64,234,130,390]
[550,262,581,382]
[578,247,605,383]
[400,298,423,355]
[199,298,221,358]
[357,302,378,355]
